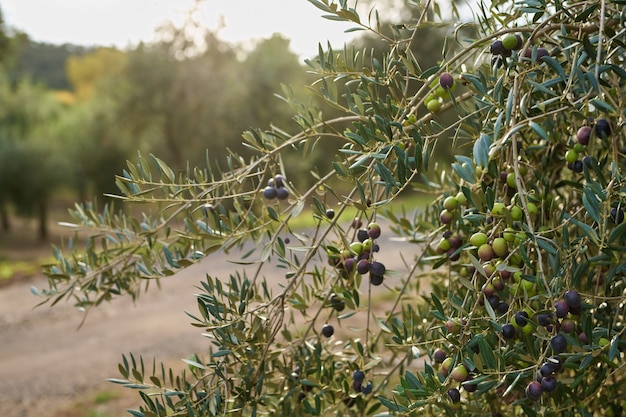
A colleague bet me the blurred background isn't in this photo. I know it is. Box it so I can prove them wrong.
[0,0,467,247]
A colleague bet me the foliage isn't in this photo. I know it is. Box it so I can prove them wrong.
[37,0,625,416]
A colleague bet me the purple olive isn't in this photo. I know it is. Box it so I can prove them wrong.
[439,72,455,89]
[526,381,543,401]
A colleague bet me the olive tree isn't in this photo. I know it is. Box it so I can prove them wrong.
[36,0,625,416]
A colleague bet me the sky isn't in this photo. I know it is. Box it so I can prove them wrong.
[0,0,364,59]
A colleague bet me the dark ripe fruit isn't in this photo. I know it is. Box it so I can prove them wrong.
[537,313,554,327]
[550,334,568,353]
[297,391,306,402]
[488,295,500,309]
[263,186,277,200]
[370,261,386,276]
[560,319,575,334]
[450,365,468,382]
[610,207,625,224]
[536,47,550,61]
[554,300,570,318]
[370,273,384,286]
[523,47,549,62]
[579,331,589,344]
[539,363,555,378]
[540,376,558,393]
[342,395,356,407]
[515,311,529,327]
[502,324,516,340]
[526,381,543,401]
[447,247,461,261]
[482,283,496,297]
[330,294,345,312]
[490,40,505,55]
[492,277,504,291]
[284,237,290,244]
[343,257,355,273]
[547,355,563,373]
[447,388,461,403]
[276,187,289,200]
[372,243,380,253]
[595,118,611,139]
[577,126,592,145]
[491,56,505,68]
[492,237,508,258]
[353,370,365,382]
[439,72,455,89]
[361,381,373,394]
[367,222,382,239]
[570,160,583,173]
[463,376,478,393]
[497,302,509,315]
[273,174,285,188]
[583,155,593,167]
[445,318,462,334]
[357,229,369,242]
[321,324,334,337]
[352,380,362,392]
[325,209,335,219]
[351,218,363,229]
[564,290,581,309]
[357,259,371,274]
[433,348,447,363]
[440,209,454,224]
[478,244,494,261]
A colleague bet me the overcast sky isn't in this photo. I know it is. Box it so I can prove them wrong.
[0,0,363,58]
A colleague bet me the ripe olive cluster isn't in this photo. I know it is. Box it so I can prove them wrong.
[489,33,550,67]
[563,119,612,173]
[424,72,457,113]
[352,369,373,395]
[325,219,385,287]
[432,347,478,405]
[262,174,289,201]
[428,112,625,406]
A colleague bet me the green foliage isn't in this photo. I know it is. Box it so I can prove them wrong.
[37,0,626,416]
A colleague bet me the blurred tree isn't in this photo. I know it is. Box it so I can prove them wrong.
[66,47,126,100]
[8,36,89,90]
[0,5,11,66]
[0,77,66,239]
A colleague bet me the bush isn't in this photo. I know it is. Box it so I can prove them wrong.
[37,0,625,416]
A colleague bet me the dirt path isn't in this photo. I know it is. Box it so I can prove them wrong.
[0,232,421,417]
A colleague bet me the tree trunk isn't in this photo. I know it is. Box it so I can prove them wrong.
[0,203,9,232]
[38,197,48,242]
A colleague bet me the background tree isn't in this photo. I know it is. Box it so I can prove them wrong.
[0,77,66,239]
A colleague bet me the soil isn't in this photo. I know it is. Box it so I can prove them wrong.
[0,220,423,417]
